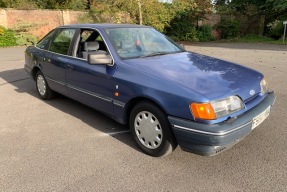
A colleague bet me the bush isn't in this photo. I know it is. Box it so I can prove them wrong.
[197,25,215,41]
[15,33,38,46]
[166,24,215,42]
[166,21,199,41]
[0,26,17,47]
[266,20,284,40]
[217,19,239,39]
[0,26,38,47]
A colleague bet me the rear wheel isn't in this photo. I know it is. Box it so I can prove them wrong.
[129,101,177,157]
[35,71,55,100]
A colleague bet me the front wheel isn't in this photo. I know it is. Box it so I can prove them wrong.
[35,71,55,100]
[129,101,177,157]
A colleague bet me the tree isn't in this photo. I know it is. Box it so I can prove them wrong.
[0,0,38,9]
[31,0,87,10]
[214,0,287,25]
[84,0,173,32]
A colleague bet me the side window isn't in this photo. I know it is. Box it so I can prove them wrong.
[75,29,108,59]
[37,30,55,50]
[81,31,93,42]
[49,29,76,55]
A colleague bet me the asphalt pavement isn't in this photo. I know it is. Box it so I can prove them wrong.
[0,44,286,191]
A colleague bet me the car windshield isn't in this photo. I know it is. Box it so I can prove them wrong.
[105,27,184,59]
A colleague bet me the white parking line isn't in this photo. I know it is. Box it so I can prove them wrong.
[99,130,130,137]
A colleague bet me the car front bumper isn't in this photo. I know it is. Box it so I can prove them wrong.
[168,92,276,156]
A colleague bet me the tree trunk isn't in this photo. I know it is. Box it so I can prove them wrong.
[137,0,143,25]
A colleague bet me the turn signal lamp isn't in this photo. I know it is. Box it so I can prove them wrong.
[190,103,216,120]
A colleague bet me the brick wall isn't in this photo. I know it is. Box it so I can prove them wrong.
[201,14,221,27]
[0,9,85,38]
[0,9,222,39]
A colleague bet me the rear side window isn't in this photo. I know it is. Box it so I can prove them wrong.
[49,29,76,55]
[74,29,108,59]
[37,30,55,50]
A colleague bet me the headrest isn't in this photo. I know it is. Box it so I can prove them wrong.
[84,41,99,51]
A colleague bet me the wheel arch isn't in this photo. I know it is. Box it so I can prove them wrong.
[125,96,168,126]
[126,96,178,156]
[31,66,41,81]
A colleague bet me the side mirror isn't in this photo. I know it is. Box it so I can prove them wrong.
[88,52,113,66]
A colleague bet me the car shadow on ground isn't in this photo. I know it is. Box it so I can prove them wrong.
[0,67,142,153]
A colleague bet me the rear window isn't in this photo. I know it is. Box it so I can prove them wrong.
[49,29,76,55]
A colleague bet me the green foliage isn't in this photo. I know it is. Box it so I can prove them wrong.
[266,20,285,40]
[0,26,17,47]
[167,23,215,42]
[12,20,39,45]
[166,5,216,42]
[220,34,287,44]
[214,0,287,36]
[197,25,215,41]
[0,27,4,35]
[166,11,198,41]
[79,0,213,34]
[65,0,87,10]
[0,25,37,47]
[0,0,88,10]
[140,0,172,32]
[78,6,129,24]
[15,33,38,46]
[164,0,214,41]
[0,0,38,9]
[1,0,216,42]
[266,0,287,15]
[217,19,239,39]
[235,35,274,42]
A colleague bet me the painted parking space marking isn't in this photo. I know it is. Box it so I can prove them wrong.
[98,130,130,137]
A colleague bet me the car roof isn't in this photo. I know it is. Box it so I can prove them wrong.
[59,23,151,29]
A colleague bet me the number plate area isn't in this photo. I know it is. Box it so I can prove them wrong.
[252,106,271,130]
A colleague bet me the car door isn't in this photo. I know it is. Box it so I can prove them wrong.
[42,28,76,95]
[65,29,116,116]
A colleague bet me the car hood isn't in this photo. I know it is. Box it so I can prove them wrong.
[123,52,263,102]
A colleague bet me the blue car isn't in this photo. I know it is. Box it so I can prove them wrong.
[25,24,275,156]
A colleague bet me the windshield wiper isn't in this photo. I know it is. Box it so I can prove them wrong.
[139,52,172,58]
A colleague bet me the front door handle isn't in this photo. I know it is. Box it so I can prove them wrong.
[66,64,75,70]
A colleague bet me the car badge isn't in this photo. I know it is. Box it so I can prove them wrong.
[250,90,255,96]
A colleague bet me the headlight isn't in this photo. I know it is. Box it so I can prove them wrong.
[260,78,268,95]
[190,96,244,120]
[211,96,244,118]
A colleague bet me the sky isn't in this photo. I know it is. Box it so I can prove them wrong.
[158,0,173,3]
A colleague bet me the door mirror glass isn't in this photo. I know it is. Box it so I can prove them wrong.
[88,52,112,65]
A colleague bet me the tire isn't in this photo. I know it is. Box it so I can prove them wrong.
[35,71,55,100]
[129,101,177,157]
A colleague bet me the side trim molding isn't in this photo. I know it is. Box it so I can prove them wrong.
[67,84,113,103]
[113,100,125,108]
[46,77,66,86]
[45,77,126,107]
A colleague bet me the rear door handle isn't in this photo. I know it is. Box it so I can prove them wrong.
[66,64,75,70]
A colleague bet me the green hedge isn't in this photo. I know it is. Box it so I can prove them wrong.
[0,26,38,47]
[0,26,17,47]
[166,21,215,42]
[217,19,239,39]
[197,25,215,42]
